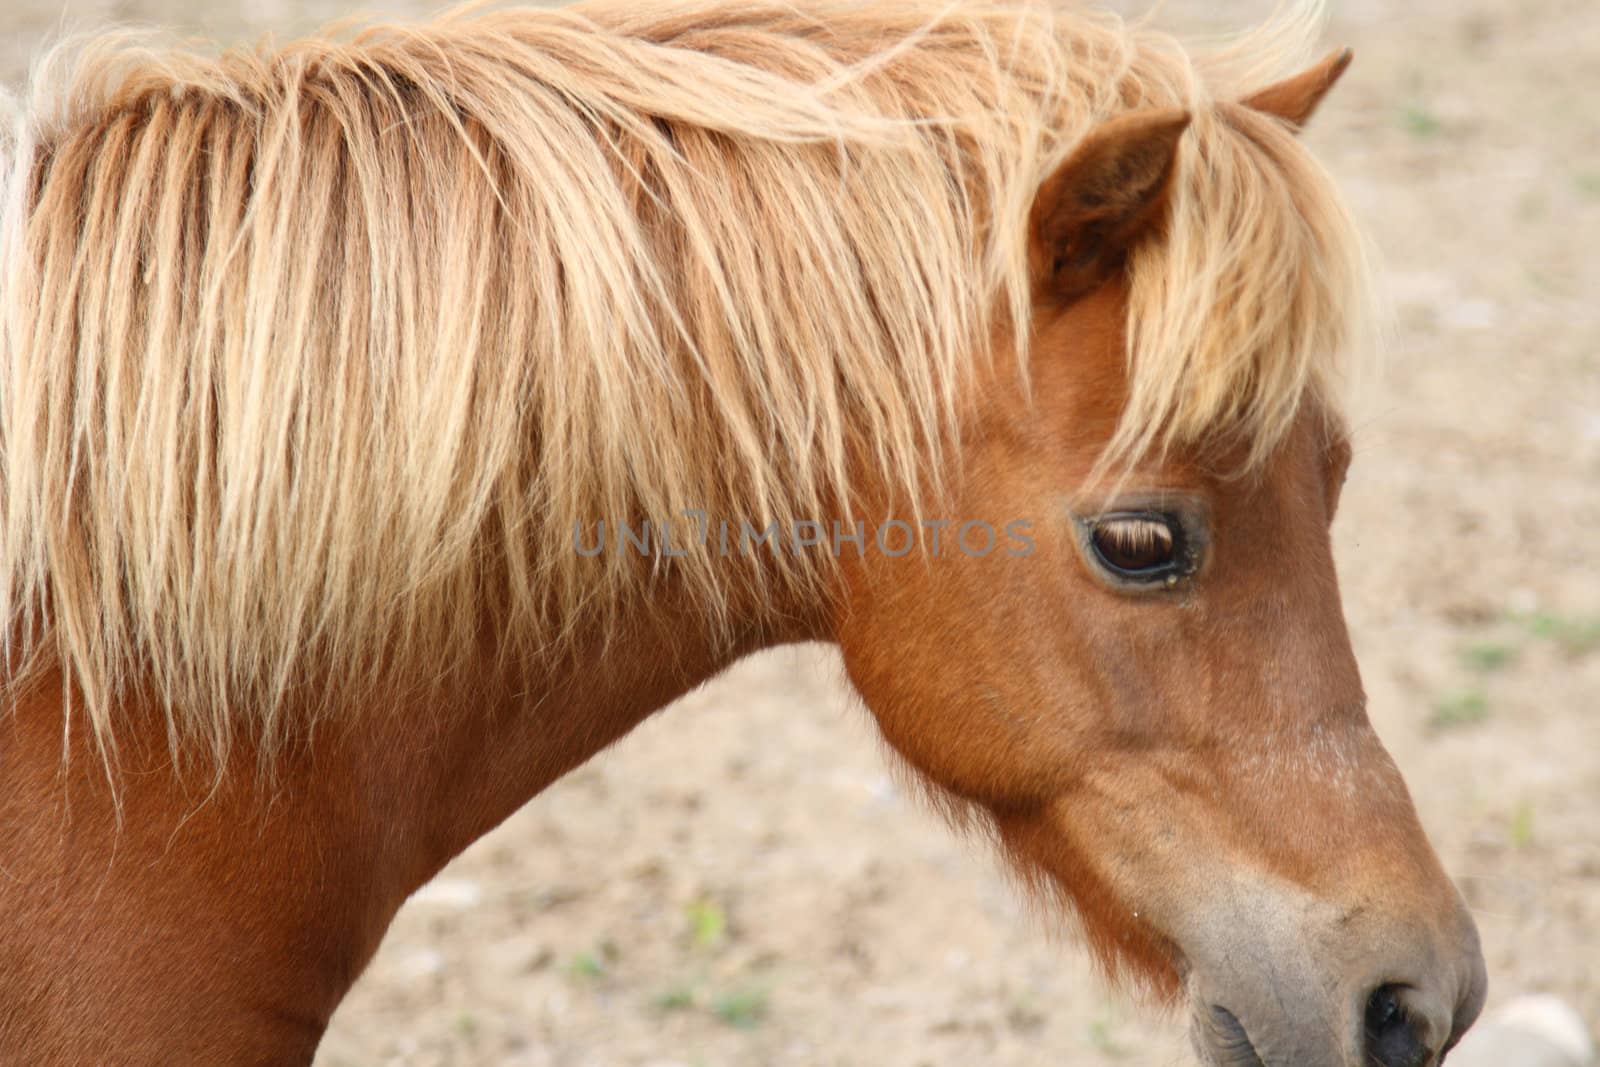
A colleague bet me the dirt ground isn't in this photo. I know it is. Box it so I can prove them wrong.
[3,1,1597,1064]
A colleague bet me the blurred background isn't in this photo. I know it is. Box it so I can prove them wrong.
[4,1,1596,1064]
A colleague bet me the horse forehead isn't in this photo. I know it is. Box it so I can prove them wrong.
[1021,281,1133,422]
[1204,407,1353,541]
[1002,284,1354,502]
[1270,400,1352,493]
[1323,414,1354,482]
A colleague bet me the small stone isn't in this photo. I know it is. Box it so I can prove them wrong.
[411,878,485,909]
[1449,994,1595,1067]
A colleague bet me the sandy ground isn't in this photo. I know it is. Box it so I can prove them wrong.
[3,1,1597,1064]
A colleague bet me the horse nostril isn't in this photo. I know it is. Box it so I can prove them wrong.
[1365,985,1433,1067]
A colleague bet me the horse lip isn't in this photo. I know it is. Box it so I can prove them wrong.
[1197,1004,1270,1067]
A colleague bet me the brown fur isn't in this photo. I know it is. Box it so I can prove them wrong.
[0,6,1484,1065]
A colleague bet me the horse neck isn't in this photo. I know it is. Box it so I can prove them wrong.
[0,554,829,1064]
[444,576,830,844]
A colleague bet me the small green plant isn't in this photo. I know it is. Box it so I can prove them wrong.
[685,898,728,950]
[713,986,770,1029]
[1509,801,1536,849]
[1428,690,1489,731]
[1526,612,1600,656]
[1576,171,1600,200]
[1458,641,1518,673]
[566,949,607,980]
[653,983,698,1013]
[1401,106,1441,138]
[454,1012,479,1039]
[1087,1003,1124,1056]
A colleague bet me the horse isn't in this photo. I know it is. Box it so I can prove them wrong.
[0,2,1486,1064]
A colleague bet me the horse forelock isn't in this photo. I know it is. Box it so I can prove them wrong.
[0,0,1364,764]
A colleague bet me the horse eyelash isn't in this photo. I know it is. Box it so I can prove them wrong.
[1096,517,1173,553]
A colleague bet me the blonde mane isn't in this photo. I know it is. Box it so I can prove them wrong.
[0,0,1368,759]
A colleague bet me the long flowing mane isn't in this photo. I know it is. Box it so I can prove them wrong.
[0,0,1368,759]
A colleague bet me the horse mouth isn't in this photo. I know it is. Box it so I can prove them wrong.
[1196,1004,1269,1067]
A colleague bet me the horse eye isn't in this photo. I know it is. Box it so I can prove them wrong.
[1088,514,1181,578]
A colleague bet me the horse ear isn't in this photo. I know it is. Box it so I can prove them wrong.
[1029,108,1189,301]
[1243,48,1353,129]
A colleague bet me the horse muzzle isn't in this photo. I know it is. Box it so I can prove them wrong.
[1182,881,1487,1067]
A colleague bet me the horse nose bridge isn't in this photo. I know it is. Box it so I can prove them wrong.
[1213,713,1416,865]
